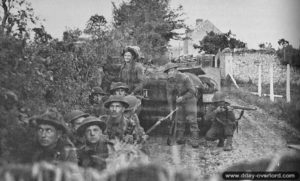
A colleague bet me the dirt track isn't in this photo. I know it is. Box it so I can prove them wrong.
[146,95,300,177]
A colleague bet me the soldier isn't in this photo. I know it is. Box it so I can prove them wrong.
[32,108,78,163]
[88,86,109,117]
[110,82,130,96]
[164,63,200,148]
[119,46,145,94]
[204,91,236,151]
[110,82,143,135]
[64,110,89,147]
[76,116,110,171]
[103,95,146,144]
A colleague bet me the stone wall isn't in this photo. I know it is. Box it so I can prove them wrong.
[228,52,300,85]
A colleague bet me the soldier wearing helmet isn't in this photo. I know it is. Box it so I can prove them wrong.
[103,95,146,144]
[204,91,236,151]
[64,110,89,147]
[110,82,130,96]
[76,116,110,171]
[32,108,78,163]
[119,46,145,94]
[164,63,200,148]
[88,86,109,117]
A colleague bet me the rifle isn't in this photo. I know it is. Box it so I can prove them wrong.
[145,108,178,134]
[220,103,257,133]
[226,105,257,111]
[167,107,179,146]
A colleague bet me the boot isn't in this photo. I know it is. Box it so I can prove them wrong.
[176,131,186,145]
[224,136,233,151]
[189,131,200,148]
[217,138,224,147]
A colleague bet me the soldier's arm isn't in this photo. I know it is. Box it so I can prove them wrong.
[204,107,219,121]
[181,75,196,101]
[133,64,145,94]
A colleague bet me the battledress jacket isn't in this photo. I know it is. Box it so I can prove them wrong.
[77,140,110,171]
[166,72,197,109]
[204,107,236,137]
[104,115,145,144]
[119,62,144,93]
[32,138,78,163]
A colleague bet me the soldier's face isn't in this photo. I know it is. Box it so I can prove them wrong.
[124,52,133,63]
[85,125,103,144]
[37,124,62,148]
[167,68,176,78]
[93,94,103,103]
[72,117,86,131]
[109,102,125,117]
[114,88,126,96]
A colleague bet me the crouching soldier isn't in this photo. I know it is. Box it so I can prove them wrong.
[103,95,147,144]
[32,108,78,163]
[164,63,200,148]
[88,86,109,117]
[77,116,110,171]
[64,110,89,148]
[204,91,236,151]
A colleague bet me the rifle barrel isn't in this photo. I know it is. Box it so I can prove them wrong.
[230,105,256,110]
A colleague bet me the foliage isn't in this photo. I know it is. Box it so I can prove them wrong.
[32,25,52,44]
[0,0,40,40]
[276,44,300,66]
[112,0,186,61]
[194,30,246,54]
[258,42,272,49]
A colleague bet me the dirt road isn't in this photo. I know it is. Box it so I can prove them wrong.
[147,95,300,177]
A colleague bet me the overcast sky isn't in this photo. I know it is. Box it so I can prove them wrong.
[29,0,300,49]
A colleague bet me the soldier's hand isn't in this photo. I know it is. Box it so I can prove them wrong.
[215,106,225,113]
[176,96,183,103]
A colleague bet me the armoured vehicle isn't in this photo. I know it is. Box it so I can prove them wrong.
[139,64,220,133]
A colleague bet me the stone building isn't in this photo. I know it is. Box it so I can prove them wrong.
[183,19,222,56]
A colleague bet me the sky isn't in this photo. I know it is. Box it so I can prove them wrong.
[28,0,300,49]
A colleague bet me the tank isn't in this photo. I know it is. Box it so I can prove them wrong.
[139,66,218,132]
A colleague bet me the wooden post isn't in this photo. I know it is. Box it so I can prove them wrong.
[286,64,291,103]
[270,63,274,101]
[258,63,262,97]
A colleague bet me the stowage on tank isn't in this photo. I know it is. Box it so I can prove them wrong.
[138,64,219,133]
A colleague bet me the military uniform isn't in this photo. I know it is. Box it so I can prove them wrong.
[76,116,109,171]
[204,91,236,151]
[64,110,89,148]
[119,62,144,94]
[32,108,78,163]
[32,138,78,163]
[89,100,108,117]
[165,65,199,147]
[77,141,110,171]
[88,87,109,117]
[105,115,146,144]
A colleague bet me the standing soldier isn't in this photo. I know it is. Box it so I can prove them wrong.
[88,86,109,117]
[76,116,110,171]
[103,95,146,144]
[32,108,78,163]
[204,91,236,151]
[64,110,89,147]
[119,46,145,94]
[164,63,200,148]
